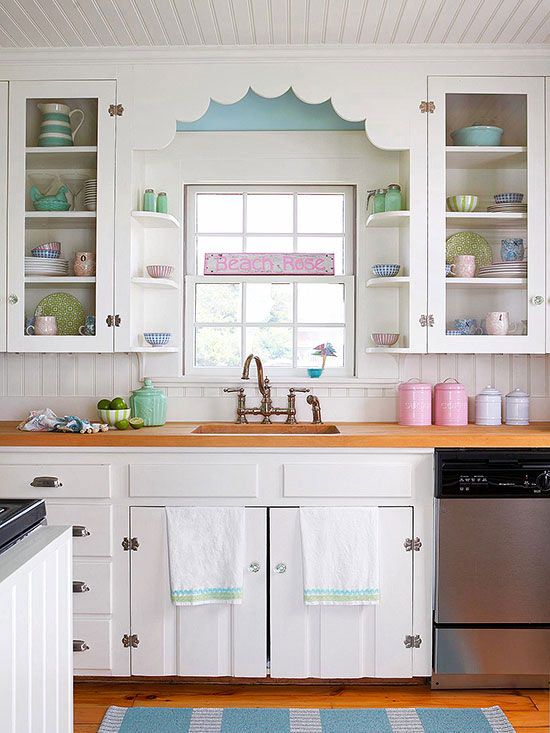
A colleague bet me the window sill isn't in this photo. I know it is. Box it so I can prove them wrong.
[151,375,398,389]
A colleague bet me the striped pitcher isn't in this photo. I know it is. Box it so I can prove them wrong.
[37,102,85,147]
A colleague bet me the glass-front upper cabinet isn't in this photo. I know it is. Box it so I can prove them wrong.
[7,80,116,352]
[427,76,545,353]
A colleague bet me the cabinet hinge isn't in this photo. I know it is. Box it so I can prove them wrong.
[404,537,422,552]
[122,633,139,648]
[109,103,124,117]
[106,314,121,327]
[419,101,435,113]
[122,537,139,551]
[404,634,422,649]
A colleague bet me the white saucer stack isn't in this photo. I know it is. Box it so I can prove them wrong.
[84,179,97,211]
[25,256,69,276]
[478,262,527,278]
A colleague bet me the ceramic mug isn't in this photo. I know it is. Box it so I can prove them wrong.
[451,254,476,278]
[79,315,96,336]
[500,238,524,262]
[454,318,482,335]
[26,315,57,335]
[445,264,454,277]
[73,251,96,277]
[485,311,515,336]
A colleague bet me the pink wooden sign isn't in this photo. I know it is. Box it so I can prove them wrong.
[204,252,335,276]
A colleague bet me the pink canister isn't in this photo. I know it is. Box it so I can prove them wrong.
[398,379,432,426]
[434,378,468,426]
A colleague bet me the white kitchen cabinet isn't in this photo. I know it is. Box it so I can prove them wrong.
[427,76,545,353]
[7,80,117,352]
[270,507,414,679]
[130,506,267,677]
[0,82,7,352]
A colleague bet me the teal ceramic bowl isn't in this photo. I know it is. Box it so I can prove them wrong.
[307,368,323,378]
[450,125,503,146]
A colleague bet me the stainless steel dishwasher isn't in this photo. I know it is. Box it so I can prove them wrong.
[433,449,550,689]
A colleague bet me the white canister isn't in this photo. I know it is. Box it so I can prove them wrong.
[475,385,502,426]
[505,388,530,426]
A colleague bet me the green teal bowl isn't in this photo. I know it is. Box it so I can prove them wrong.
[307,368,323,378]
[451,125,503,146]
[32,199,70,211]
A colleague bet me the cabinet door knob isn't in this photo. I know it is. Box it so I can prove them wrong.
[531,295,544,306]
[248,562,261,573]
[73,581,90,593]
[72,525,90,538]
[30,476,62,488]
[8,294,18,305]
[274,562,287,574]
[73,639,89,652]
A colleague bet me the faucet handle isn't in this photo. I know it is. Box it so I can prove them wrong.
[289,387,310,393]
[224,387,245,394]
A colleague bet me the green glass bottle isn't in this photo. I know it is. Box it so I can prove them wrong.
[130,377,167,426]
[143,189,156,212]
[385,184,402,211]
[373,188,387,214]
[156,192,168,214]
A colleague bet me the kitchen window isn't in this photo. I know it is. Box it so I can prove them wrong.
[184,185,355,376]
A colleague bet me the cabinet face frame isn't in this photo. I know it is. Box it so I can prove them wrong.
[0,82,6,352]
[427,76,545,354]
[7,80,116,352]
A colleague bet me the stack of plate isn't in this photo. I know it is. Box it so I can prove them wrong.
[487,203,527,213]
[25,257,69,276]
[84,179,97,211]
[478,262,527,278]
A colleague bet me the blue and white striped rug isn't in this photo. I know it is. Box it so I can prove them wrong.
[98,705,515,732]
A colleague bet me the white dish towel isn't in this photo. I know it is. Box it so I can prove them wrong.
[299,507,379,605]
[166,506,245,605]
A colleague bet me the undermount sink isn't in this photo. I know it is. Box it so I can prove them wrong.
[192,423,340,434]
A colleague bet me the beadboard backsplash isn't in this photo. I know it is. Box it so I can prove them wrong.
[1,353,548,423]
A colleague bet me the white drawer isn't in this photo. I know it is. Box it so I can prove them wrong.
[47,504,112,557]
[0,464,111,498]
[73,561,112,615]
[283,462,412,498]
[130,463,258,498]
[73,618,112,673]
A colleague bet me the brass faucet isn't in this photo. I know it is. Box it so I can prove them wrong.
[224,354,321,424]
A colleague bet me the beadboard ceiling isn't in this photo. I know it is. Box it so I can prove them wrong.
[0,0,548,48]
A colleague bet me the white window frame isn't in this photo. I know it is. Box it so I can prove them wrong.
[184,184,356,378]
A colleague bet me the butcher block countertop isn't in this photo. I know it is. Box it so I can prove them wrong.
[0,421,550,448]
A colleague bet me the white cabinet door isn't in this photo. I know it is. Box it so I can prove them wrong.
[270,507,413,679]
[130,506,267,677]
[428,76,545,353]
[7,80,116,352]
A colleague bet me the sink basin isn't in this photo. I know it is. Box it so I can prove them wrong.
[192,423,340,434]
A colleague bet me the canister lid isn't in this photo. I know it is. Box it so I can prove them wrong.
[477,385,501,397]
[398,378,432,391]
[435,378,465,391]
[506,387,529,399]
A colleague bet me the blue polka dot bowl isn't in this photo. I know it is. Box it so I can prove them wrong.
[371,264,400,278]
[494,192,524,204]
[143,332,172,347]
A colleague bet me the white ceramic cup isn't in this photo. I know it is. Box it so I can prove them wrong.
[26,315,57,336]
[485,311,513,336]
[451,254,476,278]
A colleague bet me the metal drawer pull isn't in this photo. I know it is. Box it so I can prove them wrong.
[73,639,89,652]
[275,562,287,574]
[73,581,90,593]
[72,525,90,538]
[30,476,62,488]
[248,562,260,573]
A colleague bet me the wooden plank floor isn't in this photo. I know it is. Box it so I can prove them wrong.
[74,681,549,732]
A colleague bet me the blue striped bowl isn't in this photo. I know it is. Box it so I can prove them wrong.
[144,332,172,347]
[371,264,400,278]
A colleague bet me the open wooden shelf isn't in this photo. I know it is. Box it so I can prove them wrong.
[366,211,410,228]
[132,346,178,353]
[25,276,96,286]
[365,346,410,353]
[131,277,178,290]
[446,277,526,289]
[446,146,527,169]
[131,211,180,229]
[367,276,410,288]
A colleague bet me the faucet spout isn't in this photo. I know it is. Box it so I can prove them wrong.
[241,353,266,397]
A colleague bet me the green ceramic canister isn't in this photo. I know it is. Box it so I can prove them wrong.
[373,188,387,213]
[130,378,167,426]
[385,184,402,211]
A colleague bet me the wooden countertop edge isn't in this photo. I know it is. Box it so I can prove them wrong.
[0,422,548,448]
